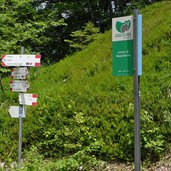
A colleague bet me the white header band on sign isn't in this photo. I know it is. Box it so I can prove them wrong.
[112,16,133,42]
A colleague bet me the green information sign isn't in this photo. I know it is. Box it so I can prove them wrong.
[112,16,134,76]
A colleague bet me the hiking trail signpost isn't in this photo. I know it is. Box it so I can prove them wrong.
[112,10,142,171]
[1,47,41,168]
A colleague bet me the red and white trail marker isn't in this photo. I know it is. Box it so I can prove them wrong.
[19,93,38,106]
[2,54,41,67]
[10,80,29,92]
[11,67,29,79]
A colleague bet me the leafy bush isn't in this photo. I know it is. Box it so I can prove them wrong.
[0,1,171,168]
[65,22,99,51]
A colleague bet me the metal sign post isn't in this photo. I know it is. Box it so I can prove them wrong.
[18,46,25,168]
[112,9,142,171]
[133,9,141,171]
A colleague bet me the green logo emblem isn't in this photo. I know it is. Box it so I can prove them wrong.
[116,20,131,33]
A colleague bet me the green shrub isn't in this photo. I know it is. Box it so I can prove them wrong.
[65,22,99,51]
[0,1,171,166]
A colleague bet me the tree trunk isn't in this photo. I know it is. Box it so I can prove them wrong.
[107,0,114,19]
[86,0,96,24]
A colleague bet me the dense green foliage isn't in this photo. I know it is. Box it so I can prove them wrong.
[65,22,100,51]
[0,1,171,170]
[0,0,161,65]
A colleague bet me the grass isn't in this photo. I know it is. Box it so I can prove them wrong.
[0,1,171,170]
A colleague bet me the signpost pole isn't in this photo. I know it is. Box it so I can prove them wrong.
[133,9,141,171]
[18,47,25,168]
[112,10,142,171]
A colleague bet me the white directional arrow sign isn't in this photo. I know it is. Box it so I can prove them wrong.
[9,106,25,118]
[11,67,29,79]
[2,54,41,67]
[19,93,38,106]
[10,80,29,92]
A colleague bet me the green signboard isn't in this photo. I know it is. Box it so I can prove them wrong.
[112,16,134,76]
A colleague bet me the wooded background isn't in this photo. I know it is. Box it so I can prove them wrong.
[0,0,159,64]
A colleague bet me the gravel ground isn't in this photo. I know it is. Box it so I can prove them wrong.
[1,155,171,170]
[91,154,171,171]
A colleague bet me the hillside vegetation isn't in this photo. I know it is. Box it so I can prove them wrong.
[0,1,171,170]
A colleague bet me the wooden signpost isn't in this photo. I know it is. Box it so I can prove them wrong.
[1,47,41,168]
